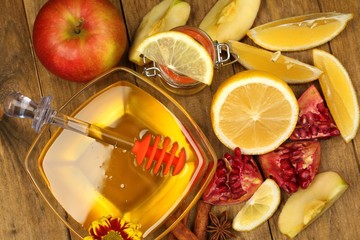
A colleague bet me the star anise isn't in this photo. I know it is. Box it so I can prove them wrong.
[207,211,235,240]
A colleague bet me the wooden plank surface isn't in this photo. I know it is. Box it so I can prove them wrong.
[0,0,359,239]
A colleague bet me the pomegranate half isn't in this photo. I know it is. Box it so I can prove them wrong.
[202,148,263,205]
[290,84,339,140]
[259,141,321,193]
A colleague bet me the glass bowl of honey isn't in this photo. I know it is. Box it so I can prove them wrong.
[21,67,217,239]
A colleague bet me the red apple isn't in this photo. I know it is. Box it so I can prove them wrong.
[33,0,127,82]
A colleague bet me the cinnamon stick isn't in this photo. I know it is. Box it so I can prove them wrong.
[167,212,190,240]
[193,200,212,240]
[166,214,198,240]
[167,233,176,240]
[170,221,198,240]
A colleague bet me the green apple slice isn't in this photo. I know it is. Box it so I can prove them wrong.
[278,171,348,238]
[199,0,260,42]
[129,0,191,65]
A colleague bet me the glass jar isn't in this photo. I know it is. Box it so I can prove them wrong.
[143,26,238,95]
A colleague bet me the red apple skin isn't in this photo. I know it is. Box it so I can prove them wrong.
[33,0,127,82]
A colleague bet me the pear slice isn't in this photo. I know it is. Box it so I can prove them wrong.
[129,0,191,65]
[278,171,348,238]
[199,0,260,42]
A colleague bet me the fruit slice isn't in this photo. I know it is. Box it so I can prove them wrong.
[129,0,191,65]
[247,12,353,51]
[232,178,281,231]
[228,41,322,83]
[313,49,360,142]
[135,31,214,85]
[211,70,299,155]
[202,147,263,205]
[199,0,260,42]
[278,171,348,238]
[290,84,340,140]
[259,140,321,193]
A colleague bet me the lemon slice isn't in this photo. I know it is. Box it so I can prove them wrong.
[211,70,299,155]
[313,49,359,142]
[232,178,281,231]
[228,40,322,83]
[247,12,353,51]
[135,31,214,85]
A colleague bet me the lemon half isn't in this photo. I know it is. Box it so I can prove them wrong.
[211,70,299,155]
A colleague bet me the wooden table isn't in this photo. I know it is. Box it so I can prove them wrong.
[1,0,359,239]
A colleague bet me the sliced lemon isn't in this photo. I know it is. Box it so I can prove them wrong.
[228,40,322,83]
[211,70,299,155]
[247,12,353,51]
[313,49,359,142]
[232,178,281,231]
[135,31,214,85]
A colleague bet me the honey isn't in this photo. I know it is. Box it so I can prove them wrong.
[38,81,205,237]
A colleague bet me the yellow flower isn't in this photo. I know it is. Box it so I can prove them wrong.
[84,216,142,240]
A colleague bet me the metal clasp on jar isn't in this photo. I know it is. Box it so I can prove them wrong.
[214,41,239,69]
[142,55,161,78]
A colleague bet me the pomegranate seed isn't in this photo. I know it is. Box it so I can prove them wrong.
[298,169,310,180]
[283,181,298,193]
[282,168,296,177]
[310,126,318,135]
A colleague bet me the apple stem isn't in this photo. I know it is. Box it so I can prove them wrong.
[74,18,84,34]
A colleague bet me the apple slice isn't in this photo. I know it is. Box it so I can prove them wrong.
[129,0,191,65]
[199,0,260,42]
[278,171,348,238]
